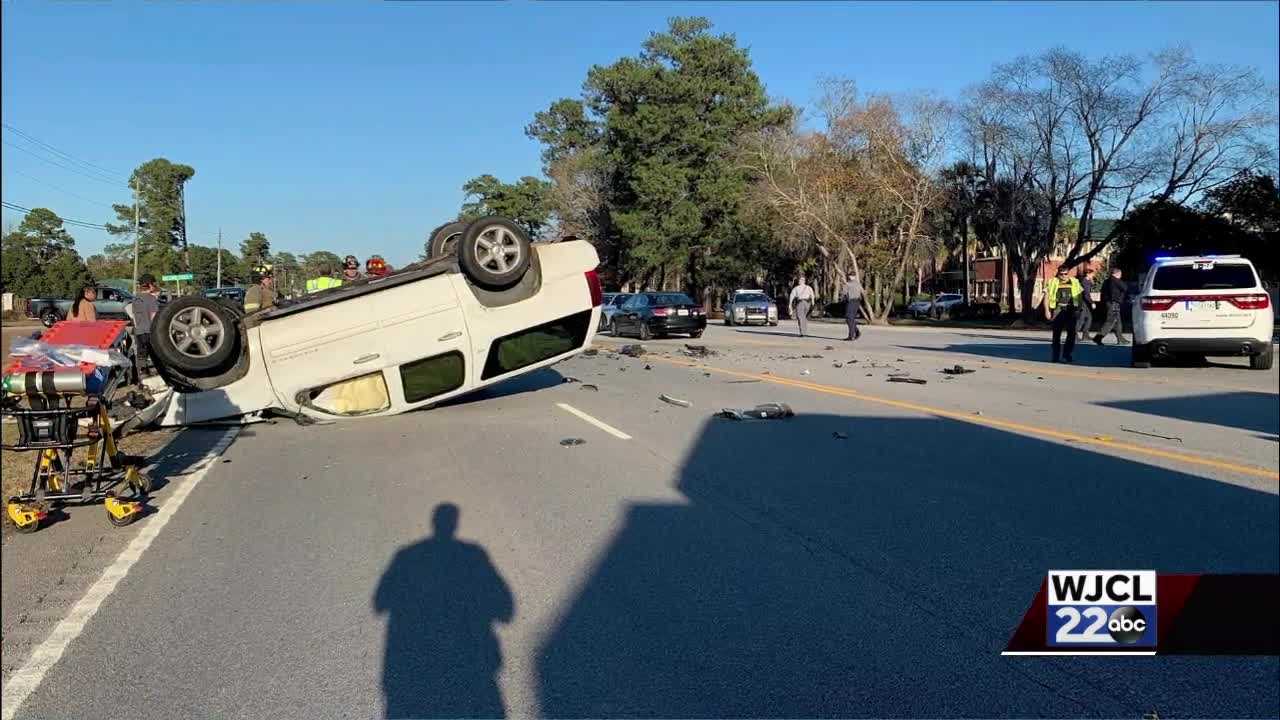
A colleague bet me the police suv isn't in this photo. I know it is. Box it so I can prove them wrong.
[1132,255,1274,370]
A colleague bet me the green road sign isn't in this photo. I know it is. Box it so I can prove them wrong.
[161,273,195,282]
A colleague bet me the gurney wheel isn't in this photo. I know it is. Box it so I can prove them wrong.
[128,468,153,494]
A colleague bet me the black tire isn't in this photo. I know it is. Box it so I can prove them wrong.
[427,221,469,260]
[638,322,652,341]
[40,308,61,327]
[1250,346,1274,371]
[690,330,704,339]
[1131,342,1152,369]
[151,296,240,375]
[458,217,532,290]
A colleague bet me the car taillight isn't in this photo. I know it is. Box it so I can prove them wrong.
[1141,297,1176,311]
[584,270,603,307]
[652,307,670,317]
[1227,294,1271,309]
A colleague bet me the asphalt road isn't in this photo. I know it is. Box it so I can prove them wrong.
[2,321,1277,719]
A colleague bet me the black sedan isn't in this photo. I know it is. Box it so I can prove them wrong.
[612,292,707,340]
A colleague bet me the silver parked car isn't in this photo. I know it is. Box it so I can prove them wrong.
[600,292,633,334]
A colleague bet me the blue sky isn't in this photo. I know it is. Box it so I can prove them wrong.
[3,1,1277,267]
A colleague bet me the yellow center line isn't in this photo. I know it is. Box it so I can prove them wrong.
[639,354,1279,482]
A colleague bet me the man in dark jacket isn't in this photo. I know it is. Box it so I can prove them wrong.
[1075,270,1094,341]
[1094,267,1129,345]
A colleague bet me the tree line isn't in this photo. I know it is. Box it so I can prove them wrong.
[450,17,1278,321]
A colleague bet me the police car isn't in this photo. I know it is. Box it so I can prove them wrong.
[1131,255,1274,370]
[146,217,602,425]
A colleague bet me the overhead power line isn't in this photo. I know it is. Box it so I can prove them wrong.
[2,140,127,188]
[2,123,127,183]
[7,168,119,210]
[2,200,110,230]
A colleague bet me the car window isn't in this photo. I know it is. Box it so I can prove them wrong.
[735,293,768,303]
[100,289,117,301]
[401,352,465,403]
[612,295,631,307]
[482,310,592,381]
[648,293,694,305]
[1152,263,1257,291]
[629,295,649,308]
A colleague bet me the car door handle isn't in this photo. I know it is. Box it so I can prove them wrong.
[353,353,381,364]
[438,331,462,342]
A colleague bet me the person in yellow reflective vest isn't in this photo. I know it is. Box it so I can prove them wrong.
[306,261,343,294]
[1044,266,1083,363]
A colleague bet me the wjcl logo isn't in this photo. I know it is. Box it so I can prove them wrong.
[1047,571,1157,648]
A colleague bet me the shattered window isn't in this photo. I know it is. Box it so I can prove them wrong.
[482,310,592,380]
[401,352,465,403]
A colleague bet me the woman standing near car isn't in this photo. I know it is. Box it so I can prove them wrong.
[68,285,97,322]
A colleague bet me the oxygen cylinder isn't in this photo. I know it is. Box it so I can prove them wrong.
[2,370,88,396]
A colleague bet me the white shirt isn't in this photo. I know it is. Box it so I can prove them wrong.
[789,284,815,305]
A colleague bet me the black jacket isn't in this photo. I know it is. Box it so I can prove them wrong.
[1101,277,1127,305]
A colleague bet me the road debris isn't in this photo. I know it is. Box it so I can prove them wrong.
[619,344,647,357]
[644,364,653,370]
[682,344,718,358]
[583,349,599,357]
[726,379,762,384]
[1120,426,1183,443]
[580,384,599,392]
[887,377,928,385]
[801,369,812,376]
[714,402,795,420]
[562,376,581,384]
[659,393,692,408]
[832,431,849,440]
[833,362,844,368]
[703,372,712,378]
[973,410,983,416]
[560,438,586,447]
[801,354,825,359]
[824,346,836,351]
[941,365,976,375]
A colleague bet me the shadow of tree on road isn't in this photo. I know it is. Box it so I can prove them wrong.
[374,503,514,719]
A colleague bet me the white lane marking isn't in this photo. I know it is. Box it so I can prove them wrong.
[555,403,632,440]
[1,427,240,720]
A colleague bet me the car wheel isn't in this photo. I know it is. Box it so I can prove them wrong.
[151,296,240,375]
[40,308,61,327]
[427,221,469,260]
[1131,342,1152,369]
[638,322,652,341]
[1250,345,1273,370]
[690,330,704,339]
[457,217,531,290]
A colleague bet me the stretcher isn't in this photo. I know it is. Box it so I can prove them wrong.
[3,321,150,534]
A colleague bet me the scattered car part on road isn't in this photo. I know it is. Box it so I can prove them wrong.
[887,376,928,385]
[1120,426,1183,443]
[559,437,586,447]
[580,384,598,392]
[941,365,976,375]
[714,402,794,420]
[659,393,692,408]
[619,344,647,357]
[682,344,717,358]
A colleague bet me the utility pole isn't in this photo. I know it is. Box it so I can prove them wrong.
[131,184,140,292]
[216,227,223,288]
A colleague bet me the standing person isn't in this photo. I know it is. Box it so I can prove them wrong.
[1044,267,1083,363]
[341,255,363,283]
[789,275,816,337]
[1075,269,1094,341]
[306,261,343,294]
[1094,267,1130,345]
[67,285,97,322]
[842,271,863,341]
[365,255,390,278]
[130,275,161,376]
[243,265,277,313]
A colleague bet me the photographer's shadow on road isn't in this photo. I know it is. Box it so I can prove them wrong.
[373,503,514,719]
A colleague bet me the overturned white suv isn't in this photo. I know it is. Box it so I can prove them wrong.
[1132,255,1274,370]
[148,217,603,425]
